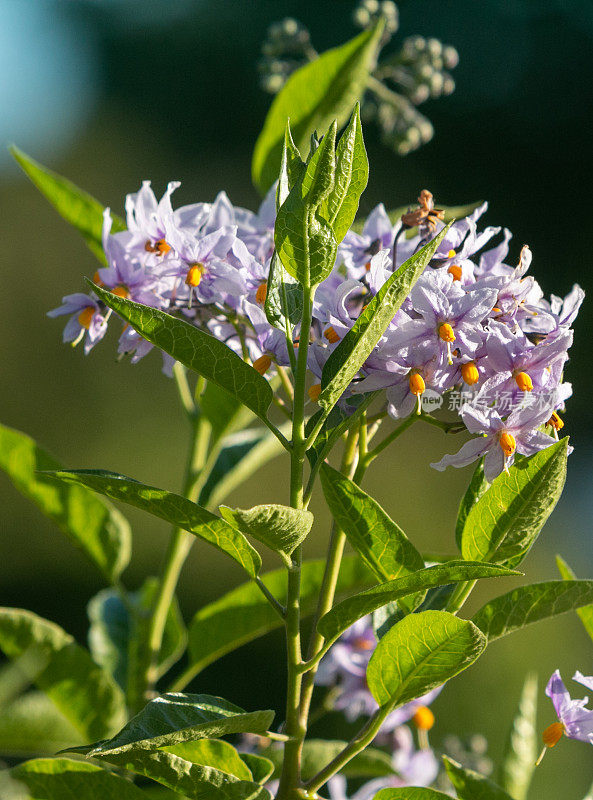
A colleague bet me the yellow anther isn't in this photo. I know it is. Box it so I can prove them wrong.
[514,371,533,392]
[492,306,502,314]
[111,285,129,299]
[548,411,564,431]
[255,281,268,304]
[92,271,104,287]
[542,721,564,749]
[447,249,456,259]
[448,264,463,281]
[145,238,171,255]
[77,306,95,330]
[438,323,456,343]
[253,354,272,375]
[308,383,322,402]
[352,636,374,651]
[324,326,341,344]
[413,706,435,731]
[499,431,516,457]
[461,361,480,386]
[409,371,426,396]
[185,263,204,287]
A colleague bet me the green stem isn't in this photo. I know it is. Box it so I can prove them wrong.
[277,284,315,800]
[303,703,396,795]
[296,427,361,746]
[446,578,478,614]
[141,404,211,703]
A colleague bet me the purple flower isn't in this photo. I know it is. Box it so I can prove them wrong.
[393,269,497,364]
[431,396,562,481]
[47,292,107,354]
[124,180,179,259]
[482,321,572,398]
[536,670,593,764]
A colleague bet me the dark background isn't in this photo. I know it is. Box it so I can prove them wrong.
[1,0,592,795]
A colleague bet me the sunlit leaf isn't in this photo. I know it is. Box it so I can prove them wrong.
[444,755,514,800]
[460,439,568,567]
[366,611,486,709]
[90,285,274,424]
[9,758,146,800]
[318,224,452,411]
[219,503,313,558]
[556,555,593,643]
[46,470,261,577]
[472,580,593,642]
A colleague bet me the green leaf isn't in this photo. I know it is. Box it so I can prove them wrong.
[0,608,126,741]
[252,23,383,193]
[199,426,287,509]
[264,250,303,336]
[89,284,274,424]
[76,694,274,756]
[87,589,130,689]
[276,123,306,208]
[46,470,261,578]
[8,758,147,800]
[219,504,313,559]
[262,739,394,780]
[165,739,253,781]
[96,749,271,800]
[186,556,373,678]
[472,579,593,642]
[373,790,453,800]
[460,439,568,567]
[556,555,593,643]
[10,146,125,264]
[444,756,514,800]
[274,120,337,287]
[320,463,424,610]
[500,673,538,800]
[319,104,368,243]
[318,224,452,411]
[0,692,82,756]
[0,423,130,583]
[455,459,489,549]
[366,610,486,709]
[317,561,521,646]
[239,753,274,785]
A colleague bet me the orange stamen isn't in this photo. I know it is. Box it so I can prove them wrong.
[461,361,479,386]
[409,371,426,396]
[253,354,272,375]
[77,306,95,330]
[111,285,129,299]
[308,383,322,402]
[185,263,204,287]
[324,326,341,344]
[543,721,564,749]
[448,264,463,281]
[412,706,435,731]
[499,431,516,457]
[255,281,268,305]
[548,411,564,431]
[438,323,456,343]
[514,371,533,392]
[92,271,104,287]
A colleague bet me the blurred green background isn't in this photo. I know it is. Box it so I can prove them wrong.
[1,0,592,794]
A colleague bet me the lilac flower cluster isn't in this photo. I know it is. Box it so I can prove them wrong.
[49,183,582,480]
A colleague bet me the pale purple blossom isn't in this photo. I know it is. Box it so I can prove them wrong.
[545,670,593,744]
